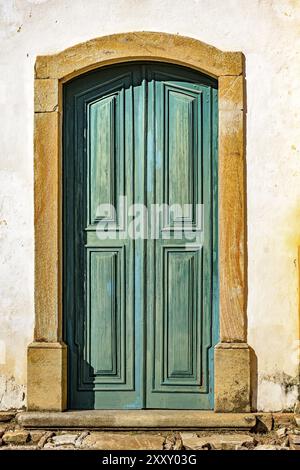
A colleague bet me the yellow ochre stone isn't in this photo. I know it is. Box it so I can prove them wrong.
[215,344,251,412]
[35,32,243,81]
[30,31,248,413]
[27,342,67,411]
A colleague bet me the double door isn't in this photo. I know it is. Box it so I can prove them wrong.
[63,63,218,409]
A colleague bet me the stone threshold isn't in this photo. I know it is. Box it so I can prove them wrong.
[17,410,257,430]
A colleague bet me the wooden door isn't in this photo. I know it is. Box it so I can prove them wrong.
[63,63,218,409]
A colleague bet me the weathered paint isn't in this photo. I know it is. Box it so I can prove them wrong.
[64,63,218,409]
[0,0,299,411]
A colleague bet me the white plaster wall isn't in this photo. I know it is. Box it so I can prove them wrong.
[0,0,299,411]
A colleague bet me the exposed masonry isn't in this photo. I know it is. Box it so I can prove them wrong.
[258,373,300,412]
[0,377,25,412]
[262,372,299,394]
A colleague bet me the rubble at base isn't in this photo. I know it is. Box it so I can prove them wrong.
[0,411,299,451]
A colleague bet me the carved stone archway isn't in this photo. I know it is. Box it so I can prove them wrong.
[28,32,250,412]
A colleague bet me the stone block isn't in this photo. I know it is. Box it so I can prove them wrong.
[181,432,254,450]
[29,430,46,444]
[2,430,29,445]
[34,32,243,80]
[219,75,244,112]
[273,413,295,429]
[254,444,289,451]
[289,434,300,450]
[27,342,67,411]
[34,111,60,343]
[37,431,54,449]
[81,432,165,450]
[17,410,256,429]
[276,427,287,438]
[50,434,79,446]
[181,432,209,450]
[34,79,59,112]
[0,412,15,422]
[215,343,251,412]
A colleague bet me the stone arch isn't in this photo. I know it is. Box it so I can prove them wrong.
[29,32,250,413]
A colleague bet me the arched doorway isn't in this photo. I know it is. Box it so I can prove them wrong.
[63,62,218,409]
[28,32,250,413]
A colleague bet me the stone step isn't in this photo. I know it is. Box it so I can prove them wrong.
[0,412,16,422]
[17,410,256,430]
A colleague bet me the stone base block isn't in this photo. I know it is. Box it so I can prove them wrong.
[214,343,251,412]
[27,342,67,411]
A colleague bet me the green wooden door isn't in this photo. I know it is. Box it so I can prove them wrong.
[63,63,218,409]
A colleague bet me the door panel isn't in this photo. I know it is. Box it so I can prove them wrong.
[64,68,144,409]
[166,86,200,225]
[146,68,217,408]
[162,246,202,386]
[86,247,127,387]
[63,63,218,409]
[89,95,118,224]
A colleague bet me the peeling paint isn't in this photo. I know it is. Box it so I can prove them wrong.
[258,372,299,412]
[261,371,299,394]
[0,375,25,411]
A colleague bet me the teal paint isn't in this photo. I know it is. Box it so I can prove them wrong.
[63,63,218,409]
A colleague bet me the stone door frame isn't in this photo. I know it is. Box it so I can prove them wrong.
[28,32,251,412]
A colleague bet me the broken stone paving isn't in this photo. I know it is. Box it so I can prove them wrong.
[0,412,299,451]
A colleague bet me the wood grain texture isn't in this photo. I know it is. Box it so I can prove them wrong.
[146,66,218,409]
[34,111,61,342]
[218,74,246,342]
[64,67,137,409]
[64,64,218,409]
